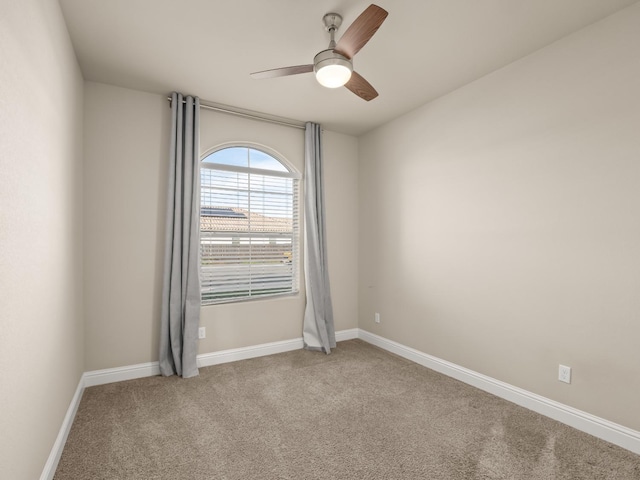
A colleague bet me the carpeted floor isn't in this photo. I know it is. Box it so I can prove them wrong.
[55,339,640,479]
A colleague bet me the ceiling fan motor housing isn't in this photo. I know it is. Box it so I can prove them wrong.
[313,49,353,88]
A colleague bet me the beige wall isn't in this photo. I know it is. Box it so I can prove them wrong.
[83,82,170,370]
[358,3,640,431]
[83,83,359,368]
[0,0,84,478]
[324,131,359,334]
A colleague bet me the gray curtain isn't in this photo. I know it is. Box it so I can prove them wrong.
[159,92,201,378]
[303,122,336,353]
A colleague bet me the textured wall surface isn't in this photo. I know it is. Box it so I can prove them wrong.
[0,0,84,478]
[358,3,640,431]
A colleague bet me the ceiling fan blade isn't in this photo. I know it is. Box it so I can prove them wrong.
[344,71,378,101]
[250,64,314,79]
[334,4,388,59]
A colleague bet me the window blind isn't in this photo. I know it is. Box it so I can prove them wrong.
[200,158,300,305]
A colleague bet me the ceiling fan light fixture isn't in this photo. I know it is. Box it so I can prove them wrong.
[314,50,353,88]
[316,64,352,88]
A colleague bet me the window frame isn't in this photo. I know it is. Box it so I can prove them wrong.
[199,142,302,306]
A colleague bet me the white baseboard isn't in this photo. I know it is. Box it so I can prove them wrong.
[39,377,84,480]
[335,328,359,342]
[197,327,359,367]
[84,361,161,388]
[357,329,640,455]
[197,337,303,368]
[82,328,361,386]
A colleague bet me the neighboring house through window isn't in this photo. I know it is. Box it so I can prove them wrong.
[200,145,301,304]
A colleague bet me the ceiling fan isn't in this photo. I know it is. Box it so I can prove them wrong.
[250,4,389,101]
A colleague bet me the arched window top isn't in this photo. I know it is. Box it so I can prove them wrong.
[202,145,299,178]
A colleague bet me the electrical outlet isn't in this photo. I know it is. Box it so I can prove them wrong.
[558,364,571,384]
[198,327,206,339]
[374,312,380,324]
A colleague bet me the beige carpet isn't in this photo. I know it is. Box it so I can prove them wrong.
[55,340,640,479]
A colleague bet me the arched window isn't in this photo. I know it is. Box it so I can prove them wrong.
[200,145,301,304]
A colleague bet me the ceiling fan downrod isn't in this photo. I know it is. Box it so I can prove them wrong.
[323,13,343,49]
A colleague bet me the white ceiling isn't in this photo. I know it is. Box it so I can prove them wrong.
[59,0,638,136]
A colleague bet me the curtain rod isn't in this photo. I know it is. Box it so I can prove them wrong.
[167,96,306,130]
